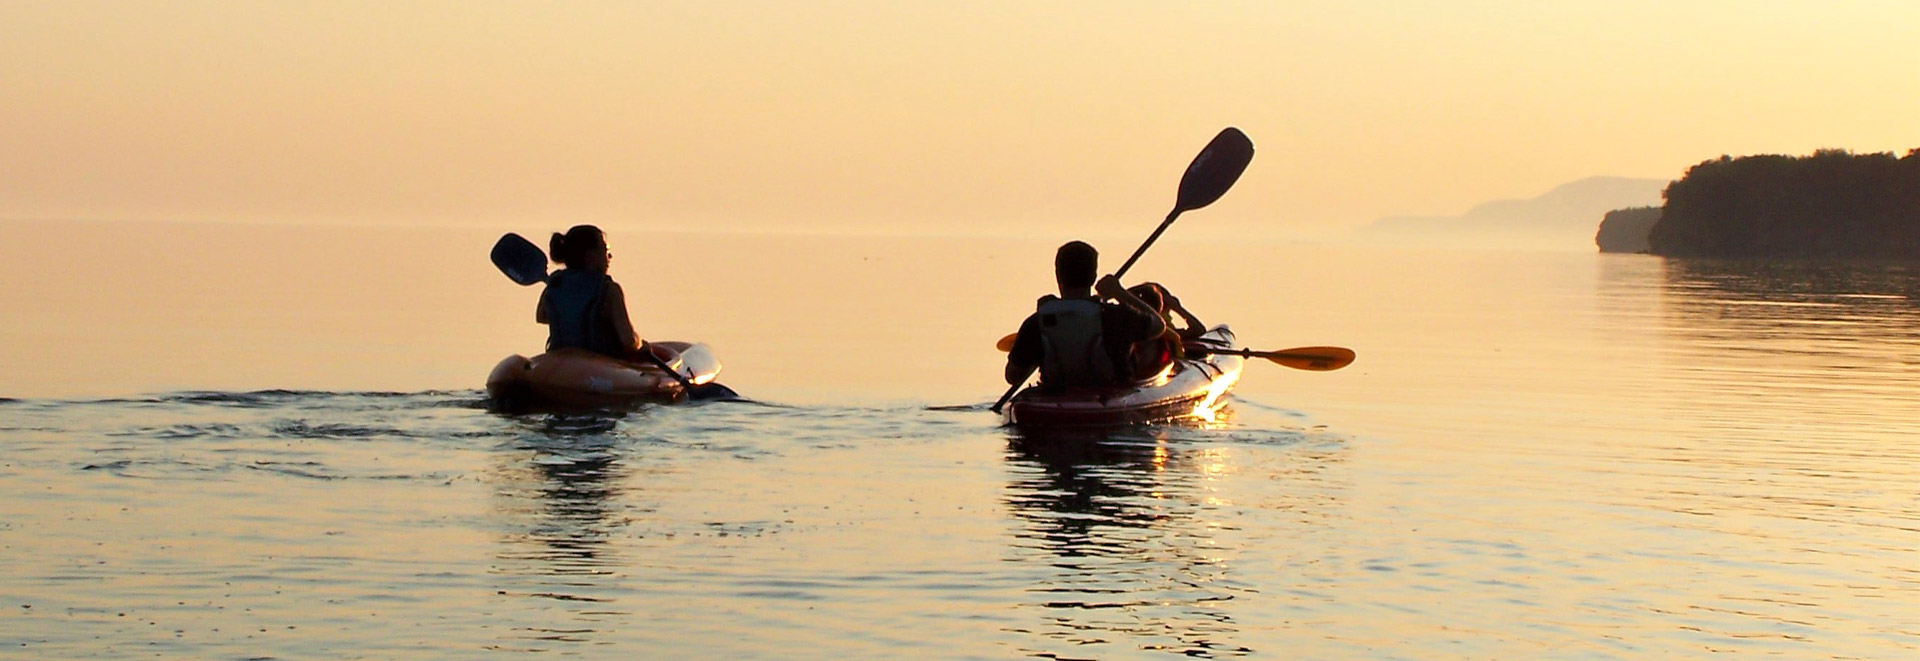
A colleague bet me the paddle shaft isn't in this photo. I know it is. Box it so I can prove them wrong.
[991,374,1029,415]
[627,340,742,401]
[1112,208,1182,281]
[633,343,704,397]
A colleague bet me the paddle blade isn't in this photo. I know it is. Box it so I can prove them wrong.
[996,332,1018,352]
[686,382,746,402]
[491,233,548,286]
[1259,346,1355,372]
[1173,127,1255,213]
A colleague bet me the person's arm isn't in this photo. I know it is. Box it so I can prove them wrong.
[1005,315,1042,385]
[1095,275,1167,338]
[1164,292,1205,337]
[535,288,551,324]
[600,280,643,355]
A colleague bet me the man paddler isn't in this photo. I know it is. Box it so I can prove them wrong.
[1004,241,1166,391]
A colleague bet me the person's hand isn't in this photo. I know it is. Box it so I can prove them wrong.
[1095,274,1127,299]
[1163,292,1182,309]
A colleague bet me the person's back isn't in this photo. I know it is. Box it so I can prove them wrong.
[1006,241,1166,391]
[543,267,625,356]
[1031,294,1119,388]
[536,225,647,361]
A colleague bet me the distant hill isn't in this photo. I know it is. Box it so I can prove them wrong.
[1649,149,1920,258]
[1365,176,1668,239]
[1595,206,1662,253]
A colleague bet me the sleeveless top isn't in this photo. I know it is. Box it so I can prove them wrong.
[544,269,625,357]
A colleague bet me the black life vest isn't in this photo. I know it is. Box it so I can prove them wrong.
[544,269,625,357]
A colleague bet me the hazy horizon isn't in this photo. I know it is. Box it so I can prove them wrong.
[6,2,1919,238]
[0,169,1673,254]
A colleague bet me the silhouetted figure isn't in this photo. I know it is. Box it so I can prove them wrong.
[1005,241,1166,391]
[536,225,675,364]
[1124,282,1207,378]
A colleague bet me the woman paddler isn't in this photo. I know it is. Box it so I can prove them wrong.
[535,225,674,364]
[1124,282,1208,378]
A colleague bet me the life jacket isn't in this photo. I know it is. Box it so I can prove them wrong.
[544,269,626,357]
[1035,296,1118,388]
[1131,326,1182,379]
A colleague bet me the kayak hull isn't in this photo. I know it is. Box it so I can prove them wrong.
[486,341,722,412]
[1004,326,1245,427]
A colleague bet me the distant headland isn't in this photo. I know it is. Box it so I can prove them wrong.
[1644,149,1920,258]
[1594,206,1662,253]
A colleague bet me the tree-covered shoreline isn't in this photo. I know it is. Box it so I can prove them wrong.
[1648,149,1920,258]
[1595,206,1661,253]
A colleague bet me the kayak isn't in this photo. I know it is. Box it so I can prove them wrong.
[1003,325,1245,427]
[485,341,723,411]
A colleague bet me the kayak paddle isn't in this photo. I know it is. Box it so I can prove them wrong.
[991,127,1256,414]
[491,231,550,286]
[995,332,1018,352]
[1112,127,1255,280]
[1188,346,1356,372]
[994,330,1353,372]
[489,233,742,402]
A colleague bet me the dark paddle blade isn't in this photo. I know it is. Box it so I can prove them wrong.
[685,382,745,402]
[1173,127,1255,213]
[491,233,548,286]
[1113,127,1256,279]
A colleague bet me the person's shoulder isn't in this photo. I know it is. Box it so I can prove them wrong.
[1102,299,1157,326]
[1015,298,1053,333]
[551,268,592,284]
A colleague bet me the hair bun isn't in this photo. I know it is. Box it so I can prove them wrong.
[548,233,569,264]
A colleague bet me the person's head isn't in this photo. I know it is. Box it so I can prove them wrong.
[1054,241,1098,293]
[549,225,610,271]
[1129,282,1167,313]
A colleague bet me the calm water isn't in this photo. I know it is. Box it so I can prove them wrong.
[3,221,1918,658]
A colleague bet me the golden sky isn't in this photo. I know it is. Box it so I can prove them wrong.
[4,1,1917,235]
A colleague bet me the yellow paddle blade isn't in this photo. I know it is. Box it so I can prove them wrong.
[996,332,1018,352]
[1255,346,1355,371]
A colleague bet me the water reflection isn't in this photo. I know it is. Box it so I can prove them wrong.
[1654,258,1920,405]
[1662,259,1920,346]
[1592,256,1920,427]
[1585,257,1920,640]
[1664,258,1920,301]
[486,413,638,651]
[1001,424,1257,658]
